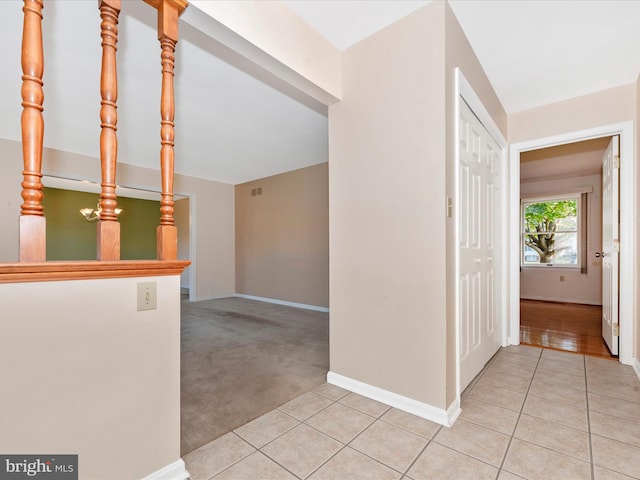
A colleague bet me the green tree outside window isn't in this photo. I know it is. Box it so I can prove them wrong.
[522,198,578,265]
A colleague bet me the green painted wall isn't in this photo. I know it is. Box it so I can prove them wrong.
[43,187,160,260]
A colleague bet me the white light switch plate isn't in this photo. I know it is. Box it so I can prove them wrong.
[137,282,157,311]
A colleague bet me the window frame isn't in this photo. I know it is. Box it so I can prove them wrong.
[520,193,582,269]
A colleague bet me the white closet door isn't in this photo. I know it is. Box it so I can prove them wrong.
[458,99,501,391]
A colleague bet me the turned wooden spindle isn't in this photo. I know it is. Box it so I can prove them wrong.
[147,0,187,260]
[97,0,121,261]
[19,0,46,262]
[159,34,176,231]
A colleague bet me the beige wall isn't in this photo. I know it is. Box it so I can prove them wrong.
[0,139,235,300]
[175,197,191,290]
[509,84,636,143]
[330,1,447,408]
[235,163,329,308]
[444,2,508,405]
[0,275,182,479]
[520,173,603,305]
[329,1,507,411]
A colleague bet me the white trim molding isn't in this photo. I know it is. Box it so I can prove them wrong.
[327,371,459,427]
[509,121,636,366]
[633,358,640,382]
[235,294,329,313]
[142,459,189,480]
[190,293,236,302]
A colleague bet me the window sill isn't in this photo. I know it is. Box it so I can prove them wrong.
[521,265,581,271]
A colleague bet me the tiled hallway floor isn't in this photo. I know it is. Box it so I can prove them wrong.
[184,346,640,480]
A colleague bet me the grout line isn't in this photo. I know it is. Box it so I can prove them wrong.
[495,347,543,476]
[584,355,595,480]
[301,443,348,480]
[400,436,433,478]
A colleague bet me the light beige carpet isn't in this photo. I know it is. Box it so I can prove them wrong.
[181,296,329,455]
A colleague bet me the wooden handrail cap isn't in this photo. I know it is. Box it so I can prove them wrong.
[143,0,188,16]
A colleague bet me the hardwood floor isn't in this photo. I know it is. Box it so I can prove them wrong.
[520,299,615,359]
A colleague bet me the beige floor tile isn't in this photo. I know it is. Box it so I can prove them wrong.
[592,434,640,479]
[278,391,333,421]
[212,451,297,480]
[407,442,498,480]
[497,351,541,368]
[485,359,537,380]
[312,383,349,401]
[502,345,542,357]
[338,392,391,418]
[183,432,255,480]
[588,392,640,423]
[588,368,639,388]
[533,368,586,391]
[514,414,590,462]
[522,393,588,431]
[502,438,591,480]
[527,378,587,407]
[349,419,427,472]
[262,424,342,479]
[587,376,640,403]
[537,357,585,377]
[478,369,532,394]
[469,381,526,412]
[379,408,441,439]
[497,471,527,480]
[590,411,640,448]
[307,446,400,480]
[593,465,638,480]
[460,397,519,435]
[434,418,510,467]
[234,409,299,448]
[586,357,636,377]
[541,349,585,366]
[305,402,375,443]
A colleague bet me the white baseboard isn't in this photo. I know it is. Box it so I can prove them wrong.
[327,371,458,427]
[190,294,235,302]
[142,459,189,480]
[520,295,601,306]
[235,294,329,313]
[633,358,640,382]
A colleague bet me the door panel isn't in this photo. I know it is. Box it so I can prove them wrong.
[601,136,619,355]
[458,99,502,390]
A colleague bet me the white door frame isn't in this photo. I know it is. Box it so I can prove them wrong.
[455,68,509,402]
[509,121,635,365]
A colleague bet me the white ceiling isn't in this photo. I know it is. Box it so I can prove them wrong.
[1,1,639,186]
[447,0,640,114]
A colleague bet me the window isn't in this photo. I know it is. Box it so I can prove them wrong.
[521,195,580,267]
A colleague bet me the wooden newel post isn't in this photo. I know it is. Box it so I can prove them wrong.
[152,0,187,260]
[97,0,121,260]
[19,0,46,262]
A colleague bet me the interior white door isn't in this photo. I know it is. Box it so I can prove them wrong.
[458,99,501,390]
[601,136,619,355]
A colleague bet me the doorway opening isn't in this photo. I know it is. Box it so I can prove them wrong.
[509,122,635,366]
[517,137,615,359]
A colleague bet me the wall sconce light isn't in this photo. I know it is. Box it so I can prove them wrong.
[80,202,123,222]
